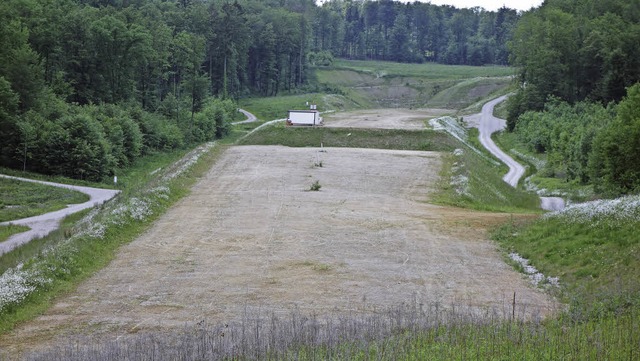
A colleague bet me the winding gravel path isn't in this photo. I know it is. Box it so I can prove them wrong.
[0,175,120,255]
[466,97,565,211]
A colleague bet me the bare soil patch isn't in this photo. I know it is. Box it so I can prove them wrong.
[324,108,452,130]
[1,145,556,354]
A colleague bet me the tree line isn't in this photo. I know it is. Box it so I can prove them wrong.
[507,0,640,196]
[313,0,519,65]
[0,0,317,181]
[0,0,520,182]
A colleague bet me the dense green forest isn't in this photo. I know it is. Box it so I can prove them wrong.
[0,0,519,181]
[506,0,640,196]
[313,0,519,65]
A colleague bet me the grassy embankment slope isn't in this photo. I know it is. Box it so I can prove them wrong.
[238,59,514,121]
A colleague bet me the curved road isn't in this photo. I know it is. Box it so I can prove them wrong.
[465,97,565,211]
[0,175,120,255]
[231,109,258,125]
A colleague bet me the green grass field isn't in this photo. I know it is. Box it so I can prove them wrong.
[238,122,457,152]
[331,59,515,79]
[0,178,89,222]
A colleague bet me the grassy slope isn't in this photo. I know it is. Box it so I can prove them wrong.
[0,178,89,222]
[240,60,515,121]
[238,123,457,152]
[330,59,515,79]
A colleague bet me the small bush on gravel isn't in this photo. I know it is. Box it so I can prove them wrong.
[309,180,322,191]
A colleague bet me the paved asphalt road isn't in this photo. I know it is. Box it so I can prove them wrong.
[231,109,258,125]
[466,96,565,211]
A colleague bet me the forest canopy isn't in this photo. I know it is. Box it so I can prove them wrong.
[507,0,640,196]
[0,0,519,181]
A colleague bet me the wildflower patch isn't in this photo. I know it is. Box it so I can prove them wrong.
[544,194,640,227]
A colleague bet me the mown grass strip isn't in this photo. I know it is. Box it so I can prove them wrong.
[0,178,89,222]
[238,123,458,152]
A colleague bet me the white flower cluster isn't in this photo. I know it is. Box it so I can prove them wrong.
[127,197,153,221]
[0,267,52,312]
[148,186,170,200]
[509,253,560,287]
[544,194,640,226]
[449,149,470,197]
[429,117,500,165]
[162,142,215,182]
[0,144,215,313]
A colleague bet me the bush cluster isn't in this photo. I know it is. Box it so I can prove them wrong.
[0,99,234,182]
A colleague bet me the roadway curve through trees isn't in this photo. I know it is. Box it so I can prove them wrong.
[0,175,120,255]
[231,109,258,125]
[466,96,565,211]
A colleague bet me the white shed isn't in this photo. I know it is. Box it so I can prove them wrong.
[286,109,323,126]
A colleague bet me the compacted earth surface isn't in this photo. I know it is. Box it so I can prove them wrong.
[1,142,557,356]
[323,108,451,129]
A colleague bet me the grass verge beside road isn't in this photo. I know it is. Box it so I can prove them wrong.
[493,195,640,318]
[0,225,29,245]
[0,144,223,333]
[0,178,89,222]
[494,131,594,202]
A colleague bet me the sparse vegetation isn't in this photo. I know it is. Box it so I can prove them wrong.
[309,180,322,192]
[14,302,638,360]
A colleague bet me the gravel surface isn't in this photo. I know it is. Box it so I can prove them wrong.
[0,175,120,255]
[324,108,451,129]
[1,145,558,355]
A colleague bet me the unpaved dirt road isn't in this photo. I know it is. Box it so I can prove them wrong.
[0,175,120,255]
[1,145,557,355]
